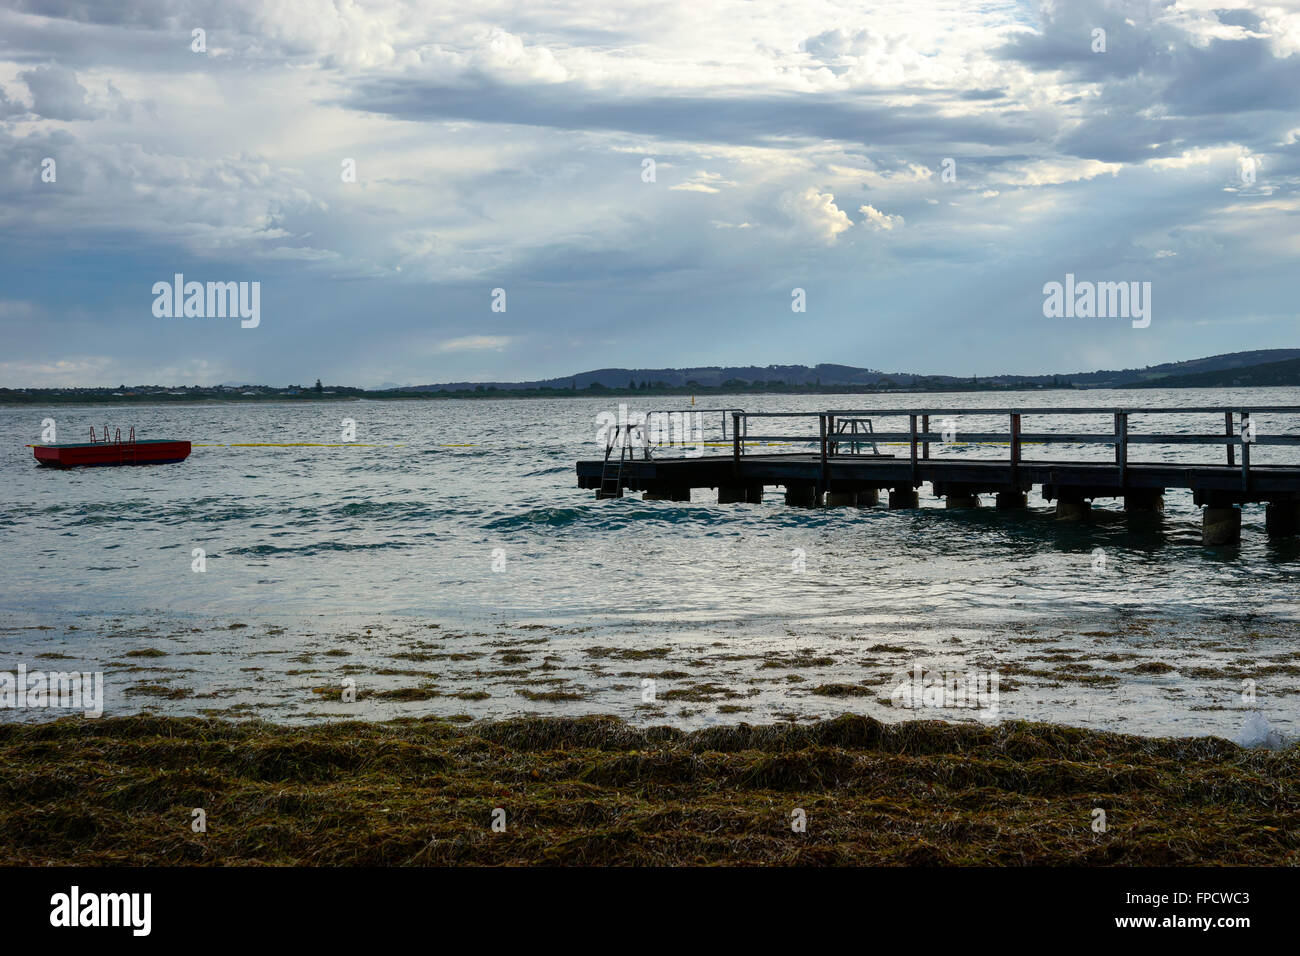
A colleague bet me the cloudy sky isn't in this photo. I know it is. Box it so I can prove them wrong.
[1,0,1298,387]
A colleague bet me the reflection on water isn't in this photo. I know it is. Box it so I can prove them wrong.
[2,387,1298,739]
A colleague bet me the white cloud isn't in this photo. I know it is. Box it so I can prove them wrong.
[995,159,1122,187]
[469,28,570,83]
[670,170,736,193]
[1145,146,1239,171]
[858,204,904,231]
[781,187,853,243]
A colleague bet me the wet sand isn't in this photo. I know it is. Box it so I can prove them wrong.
[2,608,1297,745]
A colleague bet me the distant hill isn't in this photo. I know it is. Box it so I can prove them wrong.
[400,349,1300,392]
[1069,349,1300,387]
[1132,355,1300,389]
[401,364,916,391]
[8,349,1300,404]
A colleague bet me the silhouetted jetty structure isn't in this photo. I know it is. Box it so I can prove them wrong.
[576,406,1300,545]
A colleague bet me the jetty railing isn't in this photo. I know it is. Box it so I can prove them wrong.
[731,407,1300,491]
[603,408,747,460]
[642,407,746,444]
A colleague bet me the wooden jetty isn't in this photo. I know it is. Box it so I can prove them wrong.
[576,406,1300,544]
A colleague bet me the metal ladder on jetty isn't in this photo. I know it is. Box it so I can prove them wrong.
[597,422,649,499]
[90,426,138,464]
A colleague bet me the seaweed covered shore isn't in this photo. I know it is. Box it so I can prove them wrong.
[1,714,1296,866]
[10,610,1300,740]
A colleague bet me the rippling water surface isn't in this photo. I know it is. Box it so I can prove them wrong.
[3,388,1299,740]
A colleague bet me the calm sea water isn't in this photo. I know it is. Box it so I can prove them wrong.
[2,388,1299,741]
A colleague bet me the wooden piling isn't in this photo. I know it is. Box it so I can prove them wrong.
[1203,506,1241,545]
[784,484,819,507]
[1265,501,1299,537]
[888,486,919,509]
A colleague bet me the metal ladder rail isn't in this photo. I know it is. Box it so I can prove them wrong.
[597,424,629,498]
[597,422,648,498]
[597,458,623,498]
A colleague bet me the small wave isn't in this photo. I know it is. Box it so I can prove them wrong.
[484,502,754,532]
[329,500,443,520]
[485,507,588,530]
[229,541,416,556]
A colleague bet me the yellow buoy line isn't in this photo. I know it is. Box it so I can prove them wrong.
[666,440,1045,448]
[189,447,475,450]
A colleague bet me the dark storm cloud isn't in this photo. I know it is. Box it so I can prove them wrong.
[1055,95,1275,163]
[1161,36,1300,115]
[996,0,1300,117]
[18,64,98,119]
[996,2,1300,162]
[6,0,203,29]
[344,75,1043,150]
[997,1,1178,79]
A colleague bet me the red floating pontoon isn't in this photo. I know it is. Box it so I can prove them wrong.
[33,427,191,468]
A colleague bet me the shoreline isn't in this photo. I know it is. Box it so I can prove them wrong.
[4,382,1294,408]
[0,387,1074,410]
[5,608,1294,743]
[1,713,1295,866]
[4,608,1297,742]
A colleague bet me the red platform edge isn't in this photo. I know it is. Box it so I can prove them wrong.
[33,441,192,468]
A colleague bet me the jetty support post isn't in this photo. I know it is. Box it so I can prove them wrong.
[889,486,919,509]
[732,412,742,476]
[1009,412,1021,484]
[785,483,820,507]
[718,485,762,504]
[1114,411,1128,487]
[1240,410,1251,492]
[1056,499,1090,520]
[644,488,691,501]
[1052,485,1091,520]
[819,414,829,500]
[1203,503,1242,546]
[1124,489,1164,513]
[909,414,919,485]
[1266,500,1300,537]
[945,487,980,509]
